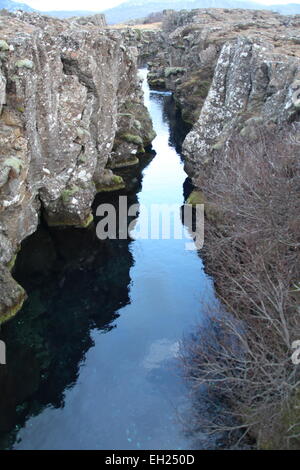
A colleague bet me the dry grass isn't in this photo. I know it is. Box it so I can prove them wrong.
[107,22,162,31]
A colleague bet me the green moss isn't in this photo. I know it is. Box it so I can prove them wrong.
[0,289,26,325]
[121,133,143,146]
[0,40,9,51]
[7,253,17,272]
[147,72,157,80]
[133,119,142,130]
[11,75,20,83]
[212,141,224,150]
[110,157,139,169]
[4,157,23,175]
[186,190,223,223]
[165,67,186,78]
[76,127,90,140]
[134,28,142,41]
[45,211,94,228]
[79,212,94,228]
[15,59,34,70]
[148,78,166,89]
[96,175,125,193]
[78,154,86,164]
[112,175,123,184]
[61,185,80,204]
[145,129,156,143]
[186,190,205,206]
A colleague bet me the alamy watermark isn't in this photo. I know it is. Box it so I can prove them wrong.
[0,340,6,365]
[95,196,204,251]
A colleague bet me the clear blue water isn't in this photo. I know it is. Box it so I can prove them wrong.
[0,70,217,450]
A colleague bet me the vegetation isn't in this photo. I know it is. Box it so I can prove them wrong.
[15,59,34,70]
[165,67,186,78]
[96,174,125,193]
[182,124,300,449]
[122,133,143,146]
[61,185,80,205]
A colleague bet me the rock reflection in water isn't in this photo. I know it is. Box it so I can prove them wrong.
[0,188,139,448]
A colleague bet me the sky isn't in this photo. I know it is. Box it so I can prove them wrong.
[16,0,125,11]
[13,0,300,11]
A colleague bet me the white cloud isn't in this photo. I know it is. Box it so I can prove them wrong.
[15,0,124,11]
[254,0,300,3]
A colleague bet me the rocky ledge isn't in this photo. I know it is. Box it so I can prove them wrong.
[140,8,300,125]
[0,11,155,323]
[183,35,300,180]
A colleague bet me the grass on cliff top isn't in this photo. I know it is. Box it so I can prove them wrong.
[107,22,162,31]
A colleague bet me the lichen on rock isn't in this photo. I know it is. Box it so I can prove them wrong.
[0,264,27,324]
[96,170,125,192]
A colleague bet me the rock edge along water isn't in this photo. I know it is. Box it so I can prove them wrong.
[0,11,155,323]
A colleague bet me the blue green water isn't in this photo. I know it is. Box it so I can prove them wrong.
[0,70,217,450]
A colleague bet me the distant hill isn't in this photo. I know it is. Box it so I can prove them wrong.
[0,2,96,17]
[270,3,300,14]
[102,0,300,24]
[0,0,34,12]
[45,10,98,18]
[2,0,300,22]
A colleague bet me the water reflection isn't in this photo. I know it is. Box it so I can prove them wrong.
[0,70,217,450]
[0,220,134,448]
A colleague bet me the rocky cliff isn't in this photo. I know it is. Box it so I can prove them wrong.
[0,11,155,323]
[130,8,299,180]
[183,35,300,180]
[144,8,300,124]
[153,9,300,448]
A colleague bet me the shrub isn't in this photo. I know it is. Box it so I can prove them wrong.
[183,123,300,449]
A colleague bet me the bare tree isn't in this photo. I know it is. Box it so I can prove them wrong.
[182,122,300,449]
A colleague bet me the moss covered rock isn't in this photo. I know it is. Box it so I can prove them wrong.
[0,264,27,324]
[96,172,125,193]
[109,156,139,169]
[3,157,23,177]
[186,190,205,206]
[165,67,186,78]
[15,59,34,70]
[122,133,143,146]
[0,40,9,51]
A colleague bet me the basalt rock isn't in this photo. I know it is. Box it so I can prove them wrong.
[0,11,155,323]
[0,264,26,324]
[143,8,300,125]
[183,36,300,181]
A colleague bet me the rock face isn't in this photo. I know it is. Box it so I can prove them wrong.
[0,11,155,322]
[129,8,300,180]
[183,36,300,180]
[1,7,300,324]
[143,8,300,124]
